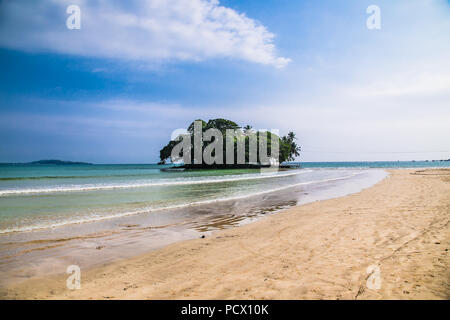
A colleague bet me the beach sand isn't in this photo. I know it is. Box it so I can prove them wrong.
[1,169,449,299]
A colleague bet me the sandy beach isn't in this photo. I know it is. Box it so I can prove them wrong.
[1,168,449,300]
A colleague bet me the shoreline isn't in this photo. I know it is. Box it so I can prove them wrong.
[1,169,449,299]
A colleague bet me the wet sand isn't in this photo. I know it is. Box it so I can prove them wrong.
[1,169,449,299]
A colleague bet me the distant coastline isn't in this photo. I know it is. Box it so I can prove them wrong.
[0,160,93,165]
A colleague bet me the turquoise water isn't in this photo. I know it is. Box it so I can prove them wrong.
[297,161,450,168]
[0,161,446,234]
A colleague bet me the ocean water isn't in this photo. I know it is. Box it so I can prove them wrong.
[0,161,447,235]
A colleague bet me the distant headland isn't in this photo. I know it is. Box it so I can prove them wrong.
[27,160,93,165]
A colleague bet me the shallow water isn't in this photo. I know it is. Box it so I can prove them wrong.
[0,164,388,234]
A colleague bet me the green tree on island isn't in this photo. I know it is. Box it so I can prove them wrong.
[159,118,300,167]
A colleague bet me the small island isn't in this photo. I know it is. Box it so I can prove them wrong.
[27,160,93,165]
[158,118,301,169]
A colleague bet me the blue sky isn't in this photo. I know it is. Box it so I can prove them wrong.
[0,0,449,163]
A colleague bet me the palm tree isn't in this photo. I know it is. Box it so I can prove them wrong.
[287,131,295,141]
[243,125,253,135]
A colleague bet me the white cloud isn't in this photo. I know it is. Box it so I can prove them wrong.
[0,0,290,68]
